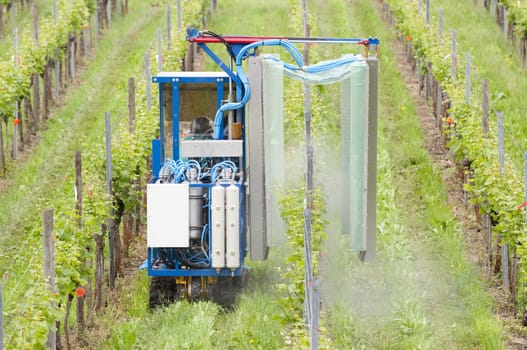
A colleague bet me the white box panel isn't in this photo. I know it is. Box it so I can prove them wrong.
[147,183,189,247]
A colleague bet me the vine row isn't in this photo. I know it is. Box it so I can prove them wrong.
[2,1,207,348]
[383,0,527,308]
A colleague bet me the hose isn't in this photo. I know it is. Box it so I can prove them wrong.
[213,39,304,139]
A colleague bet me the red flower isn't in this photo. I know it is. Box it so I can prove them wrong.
[75,287,86,298]
[13,118,20,125]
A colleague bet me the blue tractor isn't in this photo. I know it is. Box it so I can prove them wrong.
[146,28,379,307]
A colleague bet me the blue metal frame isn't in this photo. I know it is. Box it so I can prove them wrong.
[149,71,247,279]
[151,72,231,173]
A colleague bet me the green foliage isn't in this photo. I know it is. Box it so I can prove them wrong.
[0,0,91,114]
[164,0,205,72]
[500,0,527,39]
[385,0,527,310]
[0,1,209,348]
[277,185,327,323]
[3,257,62,349]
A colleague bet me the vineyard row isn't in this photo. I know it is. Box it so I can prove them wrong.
[383,0,527,313]
[0,1,210,348]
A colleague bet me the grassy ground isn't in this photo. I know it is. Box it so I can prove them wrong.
[97,257,286,350]
[316,0,504,348]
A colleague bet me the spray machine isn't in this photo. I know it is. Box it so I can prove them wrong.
[146,28,379,307]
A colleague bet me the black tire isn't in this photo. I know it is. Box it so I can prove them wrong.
[148,277,177,309]
[189,277,204,302]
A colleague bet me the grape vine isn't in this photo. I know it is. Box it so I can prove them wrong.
[384,0,527,307]
[1,1,207,348]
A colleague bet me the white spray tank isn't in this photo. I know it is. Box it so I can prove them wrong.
[211,184,225,271]
[225,182,240,272]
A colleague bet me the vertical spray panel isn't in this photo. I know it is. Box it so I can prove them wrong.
[263,58,286,245]
[226,184,240,269]
[211,185,225,269]
[247,56,268,261]
[340,77,351,236]
[348,62,369,251]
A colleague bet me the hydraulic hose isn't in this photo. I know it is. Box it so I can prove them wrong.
[213,39,304,139]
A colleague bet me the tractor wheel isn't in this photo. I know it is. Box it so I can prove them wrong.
[148,277,177,309]
[189,277,204,302]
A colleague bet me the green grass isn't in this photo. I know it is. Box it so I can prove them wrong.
[107,301,220,350]
[101,255,285,350]
[106,294,284,350]
[313,0,504,348]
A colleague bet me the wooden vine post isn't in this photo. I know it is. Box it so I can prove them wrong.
[43,58,53,119]
[300,1,319,348]
[423,0,431,100]
[177,0,181,33]
[496,111,510,294]
[451,30,457,82]
[482,80,489,135]
[105,112,116,289]
[480,80,494,270]
[43,209,57,350]
[69,33,76,82]
[53,0,59,101]
[166,5,171,50]
[13,27,19,160]
[0,112,5,176]
[0,281,3,350]
[74,151,85,340]
[128,77,135,133]
[145,53,152,110]
[0,3,3,37]
[32,3,40,134]
[94,0,99,39]
[106,0,111,27]
[94,225,105,312]
[438,9,443,46]
[122,79,136,263]
[157,28,162,72]
[10,0,15,21]
[465,53,471,105]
